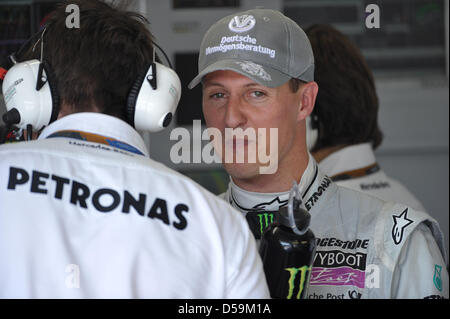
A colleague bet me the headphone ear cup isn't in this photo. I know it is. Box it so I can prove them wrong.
[41,60,60,124]
[128,62,181,132]
[2,59,56,130]
[126,67,148,128]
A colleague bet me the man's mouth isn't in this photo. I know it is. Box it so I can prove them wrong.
[225,137,254,150]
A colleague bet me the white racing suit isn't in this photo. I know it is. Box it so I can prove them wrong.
[318,143,426,211]
[0,113,270,298]
[223,153,448,299]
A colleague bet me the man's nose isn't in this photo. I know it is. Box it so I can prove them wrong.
[224,95,246,128]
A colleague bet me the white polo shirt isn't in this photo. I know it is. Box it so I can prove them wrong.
[318,143,425,211]
[0,112,270,299]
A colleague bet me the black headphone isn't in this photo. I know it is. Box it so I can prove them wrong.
[1,25,181,133]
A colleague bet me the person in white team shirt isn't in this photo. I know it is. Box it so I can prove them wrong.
[304,24,425,212]
[188,8,448,299]
[0,0,269,298]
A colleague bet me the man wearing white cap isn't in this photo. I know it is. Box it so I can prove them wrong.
[189,8,448,299]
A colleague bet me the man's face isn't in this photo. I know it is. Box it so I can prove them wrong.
[202,70,304,182]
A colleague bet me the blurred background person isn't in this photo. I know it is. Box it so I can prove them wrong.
[305,24,426,212]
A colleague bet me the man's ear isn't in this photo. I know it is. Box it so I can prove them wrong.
[297,81,318,122]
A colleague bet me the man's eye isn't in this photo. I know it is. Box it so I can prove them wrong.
[210,92,225,99]
[251,91,265,98]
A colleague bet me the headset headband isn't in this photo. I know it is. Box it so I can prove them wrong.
[1,25,181,134]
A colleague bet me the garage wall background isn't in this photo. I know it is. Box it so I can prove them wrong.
[0,0,448,258]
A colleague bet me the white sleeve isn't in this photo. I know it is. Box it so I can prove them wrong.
[392,223,448,299]
[224,212,271,299]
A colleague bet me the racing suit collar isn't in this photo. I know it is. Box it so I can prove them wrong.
[227,152,324,214]
[38,112,149,157]
[319,143,376,177]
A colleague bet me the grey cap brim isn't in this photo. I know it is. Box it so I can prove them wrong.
[188,59,291,89]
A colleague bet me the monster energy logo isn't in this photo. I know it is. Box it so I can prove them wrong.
[285,266,311,299]
[257,212,274,234]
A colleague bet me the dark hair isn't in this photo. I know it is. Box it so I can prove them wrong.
[305,24,383,150]
[20,0,154,121]
[288,78,306,93]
